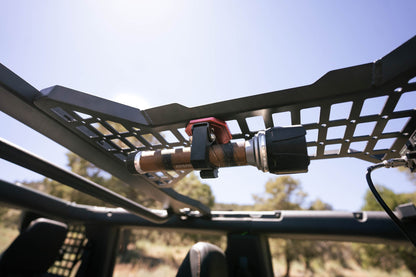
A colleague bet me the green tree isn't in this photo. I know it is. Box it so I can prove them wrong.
[174,173,215,208]
[309,198,332,211]
[36,152,151,207]
[254,177,349,277]
[253,176,307,277]
[253,176,306,211]
[24,152,115,206]
[362,185,416,211]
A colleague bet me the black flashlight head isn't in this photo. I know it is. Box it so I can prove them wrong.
[265,126,310,174]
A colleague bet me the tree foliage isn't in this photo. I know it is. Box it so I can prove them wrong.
[309,198,333,211]
[174,173,215,208]
[24,152,154,208]
[253,176,345,277]
[253,176,306,211]
[362,185,416,212]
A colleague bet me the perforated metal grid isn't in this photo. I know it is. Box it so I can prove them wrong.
[48,225,87,277]
[35,89,191,188]
[222,78,416,163]
[33,36,415,193]
[142,38,416,164]
[37,78,416,176]
[35,53,416,172]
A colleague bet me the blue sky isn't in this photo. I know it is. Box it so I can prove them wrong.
[1,1,415,211]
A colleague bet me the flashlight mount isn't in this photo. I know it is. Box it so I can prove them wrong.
[186,118,233,178]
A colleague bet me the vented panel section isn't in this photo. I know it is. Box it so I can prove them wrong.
[36,88,191,188]
[56,107,190,186]
[223,81,416,163]
[48,225,87,277]
[35,37,416,182]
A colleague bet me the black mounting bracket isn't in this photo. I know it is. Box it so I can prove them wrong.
[190,123,218,179]
[400,130,416,172]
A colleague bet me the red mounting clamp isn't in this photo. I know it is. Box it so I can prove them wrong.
[185,117,232,144]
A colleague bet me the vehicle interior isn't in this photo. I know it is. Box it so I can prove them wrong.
[0,35,415,277]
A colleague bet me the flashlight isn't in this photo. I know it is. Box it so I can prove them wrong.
[126,125,309,177]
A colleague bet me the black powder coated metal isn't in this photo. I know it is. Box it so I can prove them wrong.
[35,36,416,173]
[34,85,191,188]
[0,138,170,223]
[0,36,415,217]
[0,65,209,216]
[0,179,413,244]
[142,37,416,163]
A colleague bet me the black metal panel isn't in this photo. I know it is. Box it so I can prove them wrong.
[1,36,415,217]
[0,62,41,103]
[34,85,191,188]
[0,66,209,216]
[1,180,413,244]
[30,36,415,184]
[142,36,416,163]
